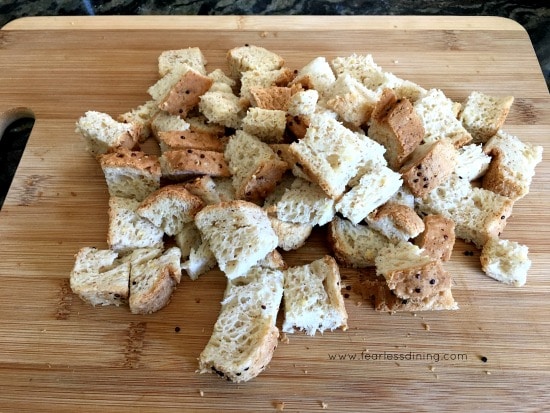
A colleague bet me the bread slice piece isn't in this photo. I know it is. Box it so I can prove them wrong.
[129,246,182,314]
[158,47,207,76]
[224,130,288,202]
[242,107,287,144]
[147,65,193,103]
[136,184,204,236]
[368,88,425,169]
[99,148,161,202]
[366,202,425,243]
[267,212,313,251]
[327,216,390,268]
[375,242,452,301]
[288,113,373,199]
[413,89,472,148]
[282,255,348,336]
[416,174,514,248]
[482,130,543,200]
[414,214,456,261]
[160,149,231,180]
[400,139,458,198]
[159,69,213,118]
[75,111,139,156]
[107,196,164,254]
[157,130,225,153]
[70,247,130,307]
[198,265,284,383]
[330,53,386,90]
[226,45,285,78]
[182,240,217,280]
[194,200,279,280]
[335,164,402,225]
[480,237,531,286]
[207,68,237,94]
[459,91,514,143]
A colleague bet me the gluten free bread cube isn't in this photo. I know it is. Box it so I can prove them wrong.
[480,238,531,286]
[283,255,348,336]
[194,200,278,280]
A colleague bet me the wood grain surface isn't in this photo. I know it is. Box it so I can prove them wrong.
[0,16,549,412]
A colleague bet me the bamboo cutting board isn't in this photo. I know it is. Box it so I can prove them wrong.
[0,16,549,412]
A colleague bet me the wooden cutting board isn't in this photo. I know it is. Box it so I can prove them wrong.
[0,16,549,412]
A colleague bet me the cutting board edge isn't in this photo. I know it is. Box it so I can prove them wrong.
[2,15,526,32]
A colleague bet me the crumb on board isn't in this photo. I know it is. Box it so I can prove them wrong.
[429,365,436,372]
[199,389,204,397]
[321,401,329,409]
[274,401,285,411]
[423,323,431,331]
[280,333,290,344]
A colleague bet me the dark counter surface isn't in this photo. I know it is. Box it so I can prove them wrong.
[0,1,548,208]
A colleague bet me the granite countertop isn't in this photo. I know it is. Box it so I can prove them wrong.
[0,0,549,208]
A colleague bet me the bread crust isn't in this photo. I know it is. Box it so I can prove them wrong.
[160,149,231,179]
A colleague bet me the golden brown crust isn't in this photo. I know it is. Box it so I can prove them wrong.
[159,70,213,117]
[160,149,231,178]
[414,214,456,261]
[400,139,457,198]
[157,130,225,152]
[481,150,524,199]
[249,86,293,111]
[286,114,310,140]
[99,147,161,175]
[368,202,425,240]
[369,89,425,169]
[237,159,289,202]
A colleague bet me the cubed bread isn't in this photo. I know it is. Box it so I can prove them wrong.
[414,214,456,261]
[482,130,543,200]
[366,202,425,243]
[249,86,293,110]
[159,69,213,117]
[454,143,492,181]
[198,266,284,383]
[289,113,372,199]
[327,216,390,268]
[368,88,425,169]
[75,110,139,156]
[158,47,207,76]
[147,65,193,102]
[267,212,313,251]
[400,139,458,198]
[70,247,130,307]
[242,107,287,143]
[117,100,160,142]
[239,68,295,102]
[157,130,225,153]
[325,73,379,126]
[287,89,319,117]
[99,148,161,202]
[361,277,458,312]
[136,184,204,236]
[282,255,348,335]
[480,237,531,286]
[185,114,226,137]
[160,149,231,180]
[416,174,514,248]
[198,90,247,129]
[224,130,288,202]
[375,242,452,301]
[459,91,514,143]
[129,247,182,314]
[273,177,335,226]
[182,240,217,280]
[107,196,164,254]
[291,56,336,97]
[330,53,386,90]
[413,89,472,148]
[150,111,190,136]
[207,68,237,94]
[226,45,285,78]
[194,200,278,280]
[335,165,402,225]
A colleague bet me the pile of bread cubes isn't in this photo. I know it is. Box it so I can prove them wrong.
[70,45,542,382]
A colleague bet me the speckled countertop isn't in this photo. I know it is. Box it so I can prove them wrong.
[0,0,549,207]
